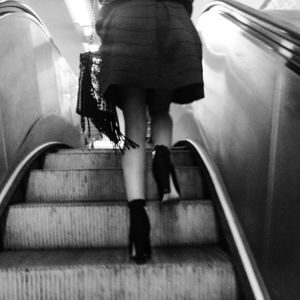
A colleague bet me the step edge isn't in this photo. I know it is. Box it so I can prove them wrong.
[9,199,213,209]
[0,246,230,270]
[30,166,202,173]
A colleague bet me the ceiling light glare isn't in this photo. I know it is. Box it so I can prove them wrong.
[64,0,92,27]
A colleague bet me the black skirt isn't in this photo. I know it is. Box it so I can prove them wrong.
[97,0,204,106]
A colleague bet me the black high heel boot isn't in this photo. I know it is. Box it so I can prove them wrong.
[128,199,151,264]
[152,145,181,202]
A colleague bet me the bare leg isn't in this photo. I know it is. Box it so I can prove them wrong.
[122,87,151,263]
[122,87,147,202]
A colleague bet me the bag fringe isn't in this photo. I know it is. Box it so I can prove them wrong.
[82,112,139,153]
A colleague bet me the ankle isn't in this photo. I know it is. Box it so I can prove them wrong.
[128,199,146,208]
[153,144,170,153]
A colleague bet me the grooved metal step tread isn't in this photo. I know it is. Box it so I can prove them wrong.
[0,246,237,300]
[26,167,204,202]
[43,148,197,170]
[53,147,189,154]
[4,200,218,250]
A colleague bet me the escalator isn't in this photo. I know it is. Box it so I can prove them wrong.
[0,147,238,299]
[0,0,299,299]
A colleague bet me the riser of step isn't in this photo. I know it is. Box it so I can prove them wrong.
[26,168,204,202]
[43,150,196,170]
[0,247,237,300]
[3,201,218,250]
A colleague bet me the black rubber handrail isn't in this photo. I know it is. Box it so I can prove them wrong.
[0,0,46,31]
[0,0,67,58]
[203,0,300,68]
[204,0,300,43]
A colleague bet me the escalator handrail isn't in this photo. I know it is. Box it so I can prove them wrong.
[204,0,300,41]
[0,0,76,78]
[203,0,300,52]
[0,0,49,36]
[185,140,270,300]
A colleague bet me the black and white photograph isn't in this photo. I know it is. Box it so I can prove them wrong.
[0,0,299,299]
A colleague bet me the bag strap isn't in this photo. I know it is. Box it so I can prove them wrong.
[88,0,98,47]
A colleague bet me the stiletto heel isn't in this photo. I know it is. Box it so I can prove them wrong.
[128,199,151,264]
[152,145,181,203]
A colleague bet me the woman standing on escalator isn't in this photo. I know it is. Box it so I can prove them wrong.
[96,0,204,263]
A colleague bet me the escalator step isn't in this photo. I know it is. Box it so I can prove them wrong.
[26,168,204,202]
[3,201,218,250]
[43,149,197,170]
[0,247,237,300]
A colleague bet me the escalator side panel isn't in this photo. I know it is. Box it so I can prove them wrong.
[172,7,300,299]
[263,68,300,300]
[0,9,81,196]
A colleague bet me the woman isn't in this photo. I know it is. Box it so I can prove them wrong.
[96,0,204,263]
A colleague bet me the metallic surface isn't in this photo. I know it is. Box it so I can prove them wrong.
[4,201,217,249]
[0,146,236,299]
[25,167,204,201]
[42,148,197,169]
[172,1,300,299]
[183,139,269,300]
[0,247,237,300]
[0,3,81,198]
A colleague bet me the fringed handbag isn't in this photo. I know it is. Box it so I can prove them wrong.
[76,0,138,151]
